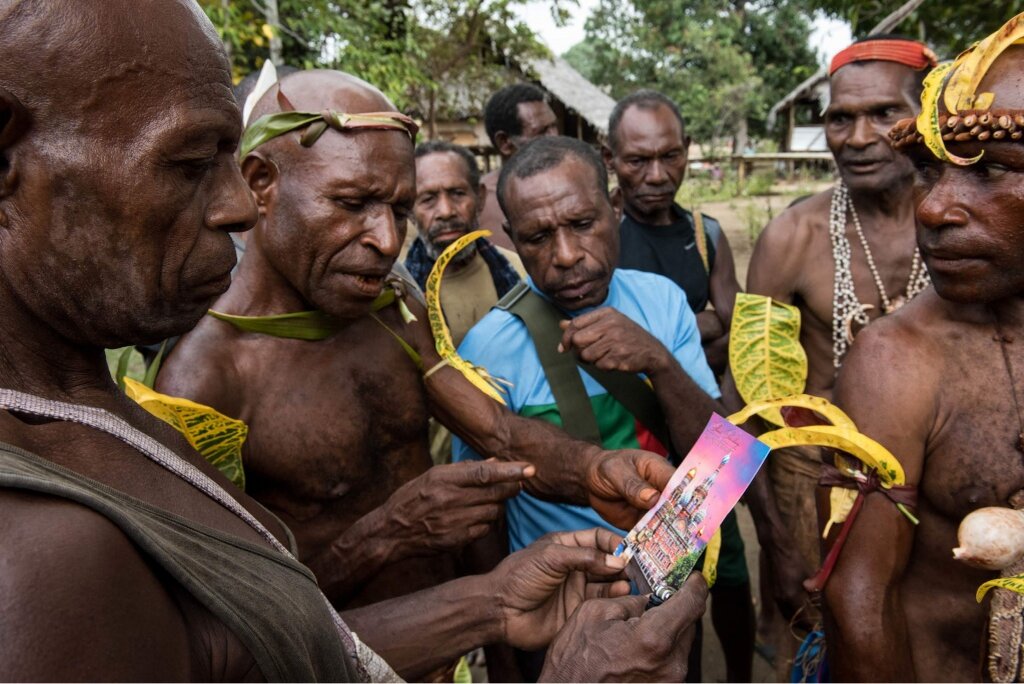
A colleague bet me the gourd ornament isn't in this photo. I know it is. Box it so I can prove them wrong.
[953,507,1024,571]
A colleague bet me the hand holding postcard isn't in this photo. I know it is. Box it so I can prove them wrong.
[616,414,770,603]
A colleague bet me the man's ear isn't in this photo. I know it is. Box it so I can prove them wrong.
[476,182,487,216]
[0,87,30,201]
[495,131,516,158]
[682,135,692,176]
[610,186,624,222]
[601,144,615,171]
[240,152,279,217]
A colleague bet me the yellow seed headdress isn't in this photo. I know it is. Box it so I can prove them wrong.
[890,13,1024,164]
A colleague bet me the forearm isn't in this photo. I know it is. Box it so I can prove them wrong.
[426,366,600,505]
[743,466,793,557]
[647,359,723,455]
[695,310,725,343]
[826,586,915,681]
[342,574,503,680]
[306,507,396,606]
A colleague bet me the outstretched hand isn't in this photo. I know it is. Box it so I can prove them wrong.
[586,449,675,529]
[540,574,708,682]
[382,459,533,559]
[493,528,632,651]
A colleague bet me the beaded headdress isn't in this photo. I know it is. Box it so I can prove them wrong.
[889,12,1024,164]
[829,38,937,76]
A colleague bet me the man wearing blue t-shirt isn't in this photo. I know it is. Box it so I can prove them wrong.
[455,135,723,540]
[453,137,726,676]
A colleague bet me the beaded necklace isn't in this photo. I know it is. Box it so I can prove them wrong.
[830,182,931,370]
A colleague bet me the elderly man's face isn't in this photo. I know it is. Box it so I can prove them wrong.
[261,130,415,320]
[505,156,621,311]
[608,103,689,220]
[0,1,255,348]
[413,151,483,260]
[825,61,920,193]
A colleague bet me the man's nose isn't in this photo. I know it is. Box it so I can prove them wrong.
[435,193,457,219]
[916,168,969,232]
[552,229,583,268]
[644,158,669,185]
[847,115,879,150]
[362,205,403,257]
[208,159,259,233]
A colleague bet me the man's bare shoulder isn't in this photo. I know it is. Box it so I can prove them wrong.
[835,290,946,478]
[845,289,947,373]
[0,490,192,679]
[757,189,832,252]
[157,315,244,416]
[747,188,833,296]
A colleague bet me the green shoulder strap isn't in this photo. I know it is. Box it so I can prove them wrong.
[497,282,676,455]
[497,282,601,444]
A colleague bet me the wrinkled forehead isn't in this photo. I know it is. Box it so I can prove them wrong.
[830,61,919,106]
[280,124,415,194]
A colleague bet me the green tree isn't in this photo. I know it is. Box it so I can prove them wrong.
[199,0,564,134]
[810,1,1024,58]
[564,0,818,154]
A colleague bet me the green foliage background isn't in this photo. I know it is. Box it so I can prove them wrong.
[198,0,562,134]
[201,0,1024,147]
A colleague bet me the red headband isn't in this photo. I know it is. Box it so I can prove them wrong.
[829,39,938,76]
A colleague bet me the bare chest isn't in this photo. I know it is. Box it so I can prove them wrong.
[923,338,1024,521]
[237,329,432,518]
[797,228,919,391]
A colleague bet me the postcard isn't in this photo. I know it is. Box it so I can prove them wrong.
[616,413,770,602]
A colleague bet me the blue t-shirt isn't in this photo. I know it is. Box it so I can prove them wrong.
[453,269,720,551]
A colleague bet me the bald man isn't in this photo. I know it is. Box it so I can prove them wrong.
[0,2,707,680]
[158,69,684,611]
[826,33,1024,681]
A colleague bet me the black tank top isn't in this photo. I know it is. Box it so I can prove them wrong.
[618,204,719,314]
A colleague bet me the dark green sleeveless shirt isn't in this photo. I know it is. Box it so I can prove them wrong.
[0,442,361,682]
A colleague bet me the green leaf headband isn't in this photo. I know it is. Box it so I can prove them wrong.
[240,108,419,158]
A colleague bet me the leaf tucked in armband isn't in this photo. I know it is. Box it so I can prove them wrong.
[728,294,807,425]
[123,378,248,489]
[978,575,1024,602]
[425,229,509,404]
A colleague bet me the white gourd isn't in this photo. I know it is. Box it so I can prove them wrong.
[953,507,1024,570]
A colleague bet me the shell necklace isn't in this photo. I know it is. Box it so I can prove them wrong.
[830,181,930,369]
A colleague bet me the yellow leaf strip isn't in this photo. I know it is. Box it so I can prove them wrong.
[727,393,855,431]
[728,294,808,426]
[702,528,722,588]
[978,575,1024,603]
[424,229,508,404]
[916,62,981,166]
[944,15,1024,115]
[759,424,905,486]
[123,378,247,490]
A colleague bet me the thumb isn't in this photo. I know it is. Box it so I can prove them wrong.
[599,455,662,509]
[532,543,629,583]
[639,574,708,636]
